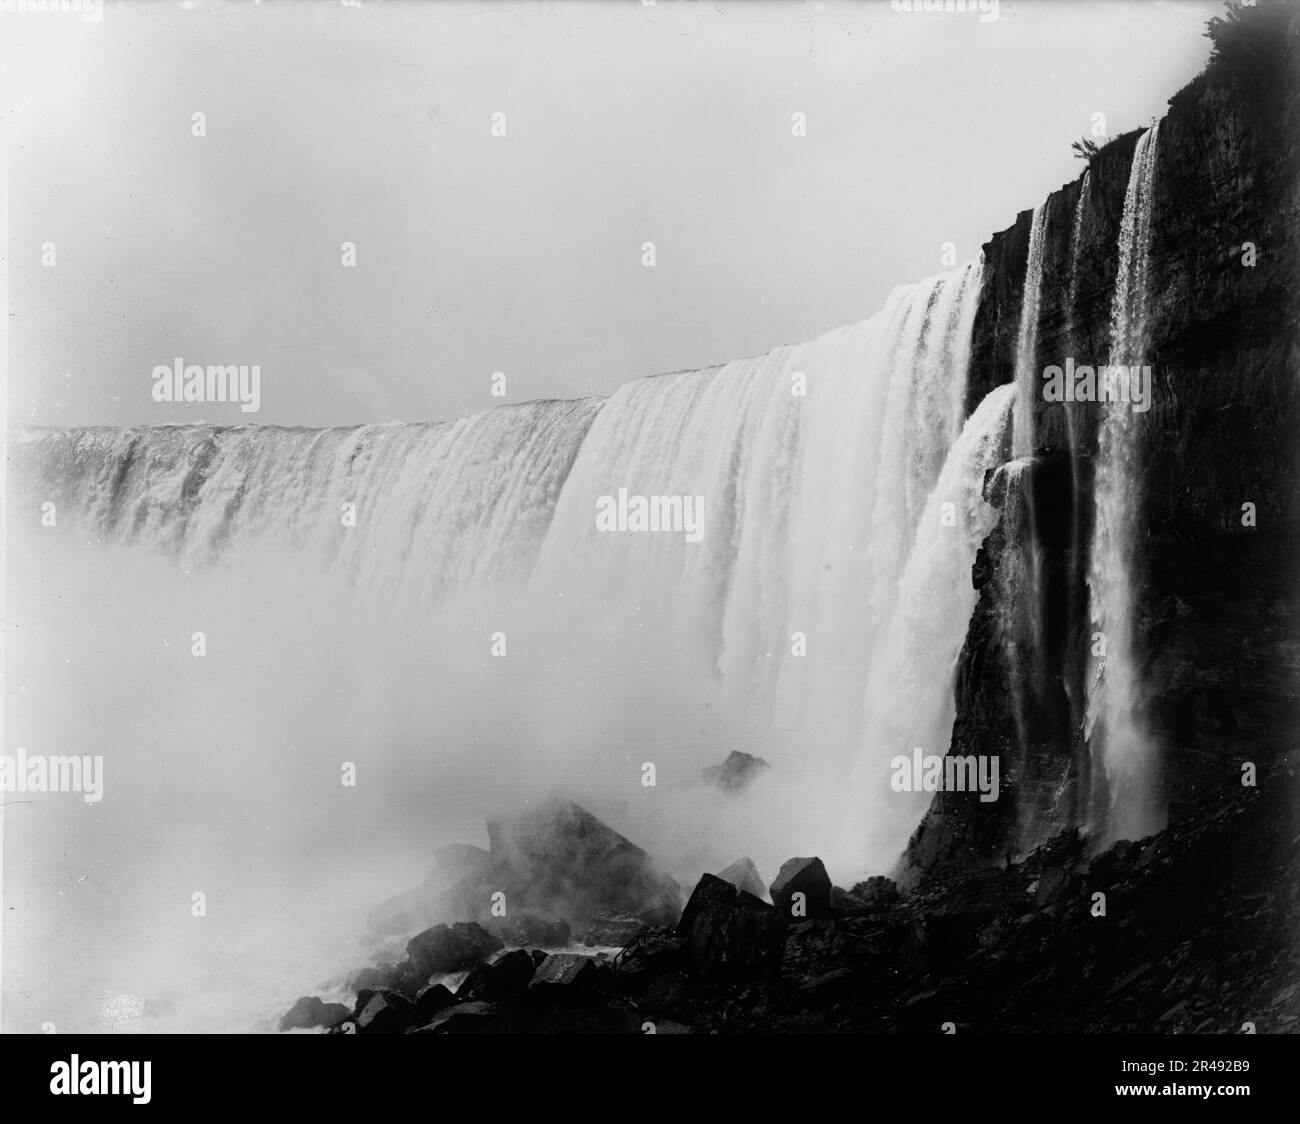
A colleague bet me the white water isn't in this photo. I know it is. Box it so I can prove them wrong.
[1088,121,1164,844]
[1067,169,1093,355]
[6,260,997,1032]
[849,381,1016,860]
[1012,202,1049,458]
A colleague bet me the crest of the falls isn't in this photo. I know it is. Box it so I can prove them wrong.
[1088,120,1164,844]
[13,398,604,608]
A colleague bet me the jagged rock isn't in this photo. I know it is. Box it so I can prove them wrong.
[355,989,417,1034]
[1033,868,1073,910]
[458,949,536,1002]
[481,795,682,926]
[529,952,603,993]
[701,751,770,792]
[278,995,351,1032]
[405,922,503,982]
[769,857,833,920]
[409,1001,503,1035]
[846,876,900,911]
[675,873,784,981]
[715,857,767,900]
[412,982,458,1023]
[637,970,694,1019]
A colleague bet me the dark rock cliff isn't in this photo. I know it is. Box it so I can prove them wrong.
[905,3,1300,882]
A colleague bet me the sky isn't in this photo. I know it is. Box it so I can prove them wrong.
[0,0,1224,428]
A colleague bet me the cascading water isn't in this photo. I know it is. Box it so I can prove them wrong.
[532,262,983,743]
[1012,202,1049,458]
[14,398,603,610]
[1006,202,1051,766]
[7,257,996,1028]
[1067,169,1093,356]
[1087,120,1164,844]
[848,381,1016,863]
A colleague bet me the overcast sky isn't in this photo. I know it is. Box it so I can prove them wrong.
[1,0,1221,428]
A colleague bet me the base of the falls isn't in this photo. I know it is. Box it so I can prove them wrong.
[279,758,1299,1035]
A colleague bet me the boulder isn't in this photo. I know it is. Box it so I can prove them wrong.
[405,922,503,982]
[412,983,458,1023]
[701,751,771,792]
[484,795,682,924]
[529,952,603,994]
[278,995,351,1032]
[409,1001,503,1035]
[715,857,767,900]
[355,989,417,1035]
[457,949,537,1002]
[845,875,900,912]
[769,856,833,920]
[674,873,784,981]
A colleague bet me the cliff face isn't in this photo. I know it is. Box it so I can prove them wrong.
[905,7,1300,882]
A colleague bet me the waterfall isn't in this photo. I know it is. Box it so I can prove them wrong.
[849,381,1016,864]
[1087,121,1163,843]
[11,259,991,886]
[1012,202,1049,457]
[13,398,604,610]
[534,263,981,705]
[1066,169,1093,355]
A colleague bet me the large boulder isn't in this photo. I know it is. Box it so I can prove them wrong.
[769,857,833,920]
[674,874,784,981]
[715,857,767,900]
[528,952,604,994]
[278,995,351,1032]
[457,949,537,1002]
[482,795,682,926]
[405,922,503,982]
[701,751,770,792]
[355,989,417,1034]
[412,983,458,1023]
